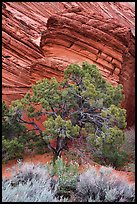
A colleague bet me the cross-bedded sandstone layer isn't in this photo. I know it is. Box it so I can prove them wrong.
[2,2,135,126]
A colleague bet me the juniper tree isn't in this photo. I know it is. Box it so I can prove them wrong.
[10,62,127,161]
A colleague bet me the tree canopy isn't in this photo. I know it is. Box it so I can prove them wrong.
[9,62,127,160]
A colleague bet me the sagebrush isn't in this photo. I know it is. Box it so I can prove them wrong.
[75,166,135,202]
[2,161,135,202]
[2,161,67,202]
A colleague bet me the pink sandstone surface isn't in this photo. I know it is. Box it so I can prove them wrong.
[2,2,135,126]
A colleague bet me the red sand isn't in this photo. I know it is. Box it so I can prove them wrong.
[2,152,135,185]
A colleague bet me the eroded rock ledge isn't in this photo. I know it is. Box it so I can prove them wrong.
[2,2,135,126]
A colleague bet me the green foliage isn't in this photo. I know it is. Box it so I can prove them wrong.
[88,126,125,150]
[64,62,124,107]
[9,62,127,164]
[93,149,128,168]
[2,101,26,140]
[87,125,127,168]
[2,137,24,161]
[48,157,79,197]
[43,116,80,140]
[34,138,49,154]
[2,102,25,162]
[2,102,47,162]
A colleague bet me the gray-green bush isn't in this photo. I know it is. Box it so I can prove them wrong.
[2,161,67,202]
[122,127,135,161]
[75,166,135,202]
[2,161,135,202]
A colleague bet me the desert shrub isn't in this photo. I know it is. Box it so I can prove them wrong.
[2,162,135,202]
[2,137,24,162]
[92,149,128,168]
[75,166,135,202]
[2,162,68,202]
[48,157,79,198]
[2,132,48,163]
[34,138,50,154]
[102,149,128,168]
[122,127,135,161]
[87,124,128,168]
[2,101,27,162]
[2,101,27,140]
[2,178,57,202]
[7,161,49,186]
[124,163,135,174]
[2,102,48,162]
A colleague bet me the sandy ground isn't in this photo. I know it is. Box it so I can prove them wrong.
[2,151,135,185]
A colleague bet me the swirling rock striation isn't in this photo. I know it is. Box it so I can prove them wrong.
[2,2,135,126]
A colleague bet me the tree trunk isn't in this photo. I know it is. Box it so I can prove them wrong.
[52,137,69,163]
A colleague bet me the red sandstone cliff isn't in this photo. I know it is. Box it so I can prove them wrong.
[2,2,135,126]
